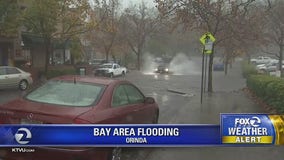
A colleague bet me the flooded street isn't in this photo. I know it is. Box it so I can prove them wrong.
[120,57,284,160]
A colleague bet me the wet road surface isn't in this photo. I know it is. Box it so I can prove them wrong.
[120,57,284,160]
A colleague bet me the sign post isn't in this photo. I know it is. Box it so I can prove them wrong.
[200,47,205,103]
[199,32,216,104]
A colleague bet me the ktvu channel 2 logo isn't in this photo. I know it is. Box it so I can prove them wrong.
[11,128,35,153]
[221,114,274,144]
[14,128,32,144]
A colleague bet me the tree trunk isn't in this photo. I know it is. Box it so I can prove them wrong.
[71,54,74,65]
[106,52,109,62]
[280,44,283,77]
[208,48,214,92]
[137,53,141,70]
[50,51,54,65]
[247,54,251,64]
[224,53,228,75]
[111,53,116,63]
[63,42,66,63]
[137,48,141,70]
[105,49,109,62]
[44,39,51,74]
[225,61,228,75]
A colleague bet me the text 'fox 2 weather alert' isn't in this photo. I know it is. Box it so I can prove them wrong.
[221,114,284,145]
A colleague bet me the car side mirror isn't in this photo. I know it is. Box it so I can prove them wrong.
[144,97,155,104]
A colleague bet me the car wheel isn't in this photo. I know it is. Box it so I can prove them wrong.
[108,147,122,160]
[110,73,114,78]
[19,80,28,91]
[122,71,125,77]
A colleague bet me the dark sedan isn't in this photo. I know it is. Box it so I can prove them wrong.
[213,63,225,71]
[0,75,159,160]
[154,64,170,74]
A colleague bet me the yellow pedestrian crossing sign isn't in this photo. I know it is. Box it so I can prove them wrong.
[199,32,216,45]
[200,32,216,54]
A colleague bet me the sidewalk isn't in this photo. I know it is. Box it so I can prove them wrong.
[181,60,266,124]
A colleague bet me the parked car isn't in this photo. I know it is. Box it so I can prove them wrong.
[213,63,224,71]
[0,75,159,160]
[255,61,284,73]
[0,66,33,90]
[89,59,106,69]
[256,63,269,71]
[94,63,127,78]
[250,56,276,65]
[266,63,284,72]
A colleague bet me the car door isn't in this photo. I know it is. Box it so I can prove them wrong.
[109,84,135,124]
[116,64,121,75]
[123,84,156,124]
[0,68,9,88]
[6,67,22,87]
[109,84,154,124]
[113,64,119,76]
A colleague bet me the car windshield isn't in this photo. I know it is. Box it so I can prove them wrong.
[158,65,166,68]
[25,81,105,107]
[100,64,113,68]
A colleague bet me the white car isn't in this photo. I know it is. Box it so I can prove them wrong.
[94,63,127,78]
[256,61,284,73]
[251,56,275,64]
[0,66,33,90]
[256,63,267,70]
[266,63,284,72]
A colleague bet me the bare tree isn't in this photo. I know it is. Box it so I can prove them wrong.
[261,0,284,77]
[121,2,159,70]
[155,0,256,92]
[88,0,121,62]
[218,1,265,74]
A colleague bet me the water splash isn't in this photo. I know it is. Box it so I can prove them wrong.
[141,52,158,75]
[169,53,201,75]
[141,52,201,75]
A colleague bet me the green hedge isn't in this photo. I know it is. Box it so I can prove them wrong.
[247,75,284,113]
[241,61,258,78]
[46,68,76,79]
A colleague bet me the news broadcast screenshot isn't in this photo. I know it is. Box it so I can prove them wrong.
[0,0,284,160]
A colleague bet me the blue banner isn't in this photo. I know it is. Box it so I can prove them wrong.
[0,125,220,147]
[0,114,283,147]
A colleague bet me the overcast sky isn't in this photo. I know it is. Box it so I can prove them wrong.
[120,0,155,9]
[89,0,156,11]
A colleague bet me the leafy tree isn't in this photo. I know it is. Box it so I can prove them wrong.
[88,0,121,62]
[58,0,92,63]
[70,37,83,63]
[0,0,22,37]
[24,0,92,73]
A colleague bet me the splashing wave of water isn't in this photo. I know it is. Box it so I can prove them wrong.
[142,52,201,75]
